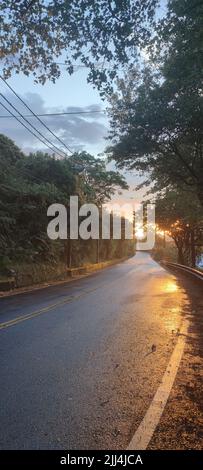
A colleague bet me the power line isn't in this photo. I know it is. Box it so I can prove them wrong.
[55,62,122,71]
[55,62,104,68]
[0,100,66,158]
[0,93,67,158]
[0,110,106,118]
[0,76,73,154]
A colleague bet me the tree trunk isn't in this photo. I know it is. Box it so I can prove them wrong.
[177,248,185,265]
[190,229,196,268]
[174,239,185,264]
[197,182,203,208]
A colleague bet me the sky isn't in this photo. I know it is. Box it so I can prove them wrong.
[0,67,148,204]
[0,69,108,156]
[0,1,167,205]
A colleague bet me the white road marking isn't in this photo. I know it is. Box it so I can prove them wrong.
[127,319,189,450]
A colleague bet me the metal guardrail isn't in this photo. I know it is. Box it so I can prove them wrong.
[162,261,203,282]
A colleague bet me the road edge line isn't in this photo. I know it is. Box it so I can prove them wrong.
[127,319,189,450]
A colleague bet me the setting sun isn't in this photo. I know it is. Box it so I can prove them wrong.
[135,228,145,240]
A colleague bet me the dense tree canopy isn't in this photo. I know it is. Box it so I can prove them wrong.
[0,134,127,268]
[0,0,158,91]
[108,0,203,204]
[155,0,203,93]
[155,189,203,265]
[108,66,203,203]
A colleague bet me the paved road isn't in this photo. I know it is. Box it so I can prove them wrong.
[0,253,200,449]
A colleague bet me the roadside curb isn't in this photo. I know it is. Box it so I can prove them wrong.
[67,258,130,277]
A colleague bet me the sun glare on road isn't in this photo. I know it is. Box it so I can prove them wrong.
[163,280,178,294]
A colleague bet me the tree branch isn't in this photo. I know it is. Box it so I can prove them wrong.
[169,142,198,181]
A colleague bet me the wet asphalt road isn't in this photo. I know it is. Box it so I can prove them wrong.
[0,252,200,449]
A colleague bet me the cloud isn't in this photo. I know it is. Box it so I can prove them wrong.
[0,91,149,204]
[0,92,108,154]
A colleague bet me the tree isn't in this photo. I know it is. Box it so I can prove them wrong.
[0,133,23,164]
[0,138,76,265]
[107,0,203,203]
[155,189,203,266]
[0,134,25,265]
[0,0,158,90]
[0,135,129,269]
[154,0,203,93]
[108,63,203,205]
[69,152,128,205]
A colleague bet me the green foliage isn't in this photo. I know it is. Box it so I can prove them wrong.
[0,0,158,91]
[0,134,129,275]
[0,141,75,264]
[69,152,128,205]
[108,65,203,203]
[155,189,203,266]
[152,244,178,263]
[108,0,203,205]
[155,0,203,93]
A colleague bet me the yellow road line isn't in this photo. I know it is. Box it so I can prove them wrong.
[0,297,73,330]
[0,271,128,331]
[0,285,103,331]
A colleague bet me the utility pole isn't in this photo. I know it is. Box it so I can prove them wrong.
[96,207,101,264]
[133,210,136,253]
[133,211,136,240]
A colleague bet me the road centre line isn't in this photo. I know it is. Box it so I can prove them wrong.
[0,284,106,330]
[0,268,134,331]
